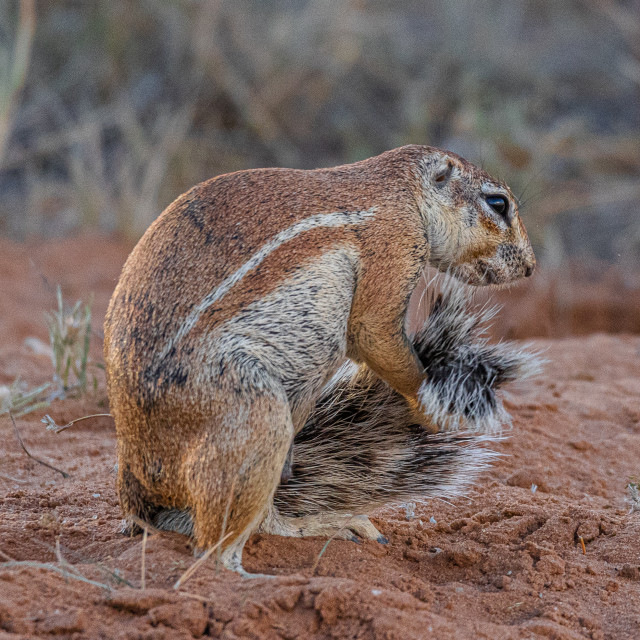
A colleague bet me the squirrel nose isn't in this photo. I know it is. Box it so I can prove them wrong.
[524,263,534,277]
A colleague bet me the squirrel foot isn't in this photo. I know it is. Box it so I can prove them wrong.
[213,535,278,579]
[260,508,386,544]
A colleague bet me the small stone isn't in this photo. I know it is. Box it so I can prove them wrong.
[211,603,235,623]
[106,588,176,614]
[568,440,593,451]
[506,469,548,492]
[536,554,565,576]
[38,609,86,634]
[148,601,208,637]
[274,587,302,611]
[495,575,512,590]
[243,602,263,620]
[576,520,600,543]
[445,547,480,568]
[403,548,423,563]
[619,564,640,580]
[520,618,584,639]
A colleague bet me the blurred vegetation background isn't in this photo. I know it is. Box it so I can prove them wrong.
[0,0,639,276]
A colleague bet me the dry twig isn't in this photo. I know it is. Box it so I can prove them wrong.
[127,513,161,536]
[37,537,134,588]
[42,412,112,433]
[309,518,355,576]
[173,531,234,590]
[216,476,237,572]
[0,561,111,590]
[9,411,69,478]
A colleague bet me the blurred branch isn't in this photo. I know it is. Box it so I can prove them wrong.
[589,0,640,85]
[118,103,195,239]
[0,0,35,164]
[620,54,640,88]
[194,2,303,167]
[536,182,640,222]
[589,0,640,46]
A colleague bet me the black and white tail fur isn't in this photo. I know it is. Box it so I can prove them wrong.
[155,281,541,532]
[273,280,541,518]
[415,280,540,433]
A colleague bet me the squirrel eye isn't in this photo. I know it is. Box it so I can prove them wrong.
[485,195,509,217]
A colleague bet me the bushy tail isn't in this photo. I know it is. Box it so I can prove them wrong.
[415,280,541,433]
[274,281,541,518]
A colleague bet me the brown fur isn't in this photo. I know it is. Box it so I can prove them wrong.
[104,145,535,573]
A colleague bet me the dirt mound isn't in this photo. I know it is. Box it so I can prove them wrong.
[1,235,639,639]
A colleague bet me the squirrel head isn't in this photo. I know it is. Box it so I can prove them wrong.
[415,148,535,286]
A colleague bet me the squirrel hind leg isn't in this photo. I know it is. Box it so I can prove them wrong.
[117,463,161,536]
[260,507,386,544]
[153,508,277,579]
[183,379,294,576]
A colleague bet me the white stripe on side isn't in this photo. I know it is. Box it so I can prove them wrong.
[160,207,376,359]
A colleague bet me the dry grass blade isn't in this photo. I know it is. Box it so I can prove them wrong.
[37,537,134,588]
[309,518,355,576]
[0,473,28,484]
[173,531,234,590]
[141,528,148,590]
[54,537,87,583]
[1,379,52,418]
[175,591,211,603]
[9,411,69,478]
[127,513,161,535]
[627,482,640,513]
[0,561,111,590]
[42,412,112,433]
[46,286,93,394]
[0,0,36,164]
[216,477,237,572]
[122,514,155,589]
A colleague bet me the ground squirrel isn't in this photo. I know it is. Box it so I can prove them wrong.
[104,145,535,575]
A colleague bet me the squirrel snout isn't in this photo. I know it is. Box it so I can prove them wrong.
[522,249,536,278]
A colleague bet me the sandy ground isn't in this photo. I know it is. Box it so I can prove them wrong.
[1,235,639,639]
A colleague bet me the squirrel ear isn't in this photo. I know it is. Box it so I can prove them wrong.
[433,160,453,186]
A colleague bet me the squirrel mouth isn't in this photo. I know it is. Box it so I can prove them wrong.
[447,260,525,287]
[448,261,502,287]
[477,262,500,285]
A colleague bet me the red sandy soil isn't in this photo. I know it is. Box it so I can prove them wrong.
[1,234,640,640]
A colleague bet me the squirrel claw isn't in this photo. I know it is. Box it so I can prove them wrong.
[234,567,278,580]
